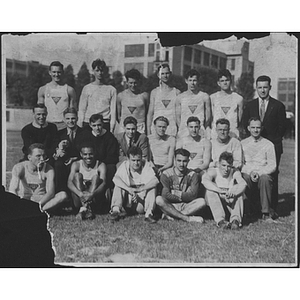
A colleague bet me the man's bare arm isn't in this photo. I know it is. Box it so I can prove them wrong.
[37,86,46,104]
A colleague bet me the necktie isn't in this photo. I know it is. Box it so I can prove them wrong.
[69,131,74,142]
[129,138,132,148]
[260,100,265,122]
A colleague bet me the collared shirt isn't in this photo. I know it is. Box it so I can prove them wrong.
[67,126,78,141]
[259,96,269,112]
[241,136,276,176]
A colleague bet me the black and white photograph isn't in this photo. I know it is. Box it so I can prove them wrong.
[1,32,297,268]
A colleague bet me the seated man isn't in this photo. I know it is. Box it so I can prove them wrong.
[209,118,242,169]
[9,143,68,213]
[202,151,247,230]
[241,117,277,221]
[67,143,106,220]
[76,113,119,192]
[53,107,83,193]
[110,146,159,224]
[176,116,211,176]
[115,116,150,166]
[148,116,176,176]
[21,104,58,165]
[156,148,206,223]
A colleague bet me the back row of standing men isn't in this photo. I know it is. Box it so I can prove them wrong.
[10,59,286,227]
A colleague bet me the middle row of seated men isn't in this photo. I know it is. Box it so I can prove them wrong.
[18,103,277,228]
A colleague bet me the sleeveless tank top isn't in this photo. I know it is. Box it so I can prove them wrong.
[151,86,178,136]
[79,160,99,181]
[177,136,207,169]
[215,168,235,192]
[44,83,69,123]
[22,162,47,202]
[120,90,146,128]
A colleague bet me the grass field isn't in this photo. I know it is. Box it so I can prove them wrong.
[4,131,297,266]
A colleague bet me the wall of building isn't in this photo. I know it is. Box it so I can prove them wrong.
[6,108,32,131]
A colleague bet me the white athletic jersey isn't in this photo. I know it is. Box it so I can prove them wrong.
[44,83,69,123]
[120,90,146,132]
[176,136,208,170]
[211,91,243,138]
[178,90,208,137]
[151,86,178,136]
[148,134,175,166]
[215,168,235,191]
[79,160,99,182]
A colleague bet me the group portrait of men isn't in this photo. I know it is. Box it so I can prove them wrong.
[8,59,287,230]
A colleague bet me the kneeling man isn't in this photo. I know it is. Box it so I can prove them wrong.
[156,148,206,223]
[9,143,68,213]
[110,146,158,223]
[202,152,246,230]
[67,143,106,220]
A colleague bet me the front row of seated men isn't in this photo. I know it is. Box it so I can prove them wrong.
[9,105,277,228]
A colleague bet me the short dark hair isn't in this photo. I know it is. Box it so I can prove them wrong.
[248,116,262,126]
[89,114,103,124]
[157,63,171,73]
[175,148,190,158]
[80,142,95,153]
[49,61,64,70]
[125,69,141,81]
[256,75,271,85]
[127,146,142,158]
[32,103,47,113]
[187,116,200,125]
[92,59,108,72]
[63,107,78,116]
[154,116,169,126]
[216,118,230,128]
[123,116,137,127]
[217,69,232,81]
[219,151,233,165]
[28,143,45,155]
[185,69,200,80]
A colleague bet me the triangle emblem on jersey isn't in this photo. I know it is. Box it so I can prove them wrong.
[161,99,171,108]
[188,105,198,114]
[28,183,39,192]
[221,106,231,115]
[190,153,197,160]
[52,97,61,104]
[127,106,137,114]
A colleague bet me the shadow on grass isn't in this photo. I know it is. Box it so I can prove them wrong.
[277,192,295,218]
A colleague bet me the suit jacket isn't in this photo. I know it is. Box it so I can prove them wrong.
[115,131,150,163]
[242,97,286,155]
[56,126,84,160]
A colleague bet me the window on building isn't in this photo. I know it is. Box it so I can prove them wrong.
[211,55,218,69]
[156,43,160,50]
[16,62,27,71]
[156,51,160,61]
[125,44,145,57]
[6,111,10,122]
[124,63,144,75]
[148,62,154,76]
[220,57,226,70]
[183,64,191,76]
[194,50,201,64]
[148,43,155,57]
[6,60,12,69]
[165,50,169,62]
[231,59,235,70]
[278,78,295,108]
[203,52,210,66]
[184,46,192,62]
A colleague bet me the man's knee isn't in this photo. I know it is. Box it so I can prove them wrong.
[156,195,166,207]
[56,191,68,203]
[193,197,206,209]
[259,174,272,186]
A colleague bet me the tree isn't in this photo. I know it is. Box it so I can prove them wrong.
[236,72,255,102]
[76,62,91,103]
[197,67,219,95]
[63,64,76,88]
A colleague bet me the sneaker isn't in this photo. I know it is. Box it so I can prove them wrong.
[109,211,121,222]
[145,215,157,224]
[262,213,275,222]
[230,219,241,230]
[76,206,87,220]
[161,213,175,221]
[217,219,230,229]
[188,216,204,223]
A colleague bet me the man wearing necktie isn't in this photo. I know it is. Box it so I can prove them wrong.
[242,75,286,218]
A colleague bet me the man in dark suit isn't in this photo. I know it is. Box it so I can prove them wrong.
[242,75,286,217]
[115,116,150,167]
[53,107,83,194]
